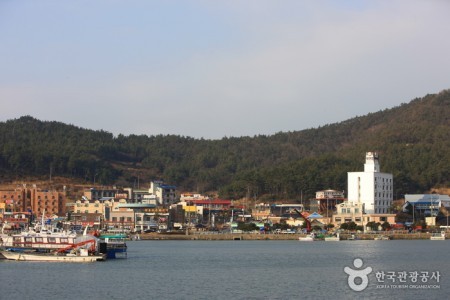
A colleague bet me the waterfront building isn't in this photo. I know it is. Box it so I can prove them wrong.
[252,203,271,221]
[116,203,160,232]
[347,152,393,214]
[315,189,345,216]
[404,194,450,217]
[332,201,396,229]
[270,204,304,217]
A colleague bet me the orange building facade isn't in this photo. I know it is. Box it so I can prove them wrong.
[0,187,66,218]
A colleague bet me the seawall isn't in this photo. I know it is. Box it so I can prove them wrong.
[136,232,448,241]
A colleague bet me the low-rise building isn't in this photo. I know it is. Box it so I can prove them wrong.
[271,204,304,217]
[404,194,450,217]
[332,201,395,230]
[252,203,271,221]
[315,189,345,216]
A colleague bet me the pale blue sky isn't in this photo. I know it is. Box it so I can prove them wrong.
[1,0,449,139]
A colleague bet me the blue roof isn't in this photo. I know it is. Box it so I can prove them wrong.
[161,185,176,189]
[308,212,323,219]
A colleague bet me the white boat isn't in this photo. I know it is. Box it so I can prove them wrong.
[324,233,340,241]
[1,249,105,262]
[299,233,315,241]
[430,231,446,240]
[1,237,105,262]
[1,213,97,253]
[374,235,391,240]
[347,234,357,240]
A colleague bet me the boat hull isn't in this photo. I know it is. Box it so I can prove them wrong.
[98,235,128,259]
[430,232,446,240]
[1,251,105,262]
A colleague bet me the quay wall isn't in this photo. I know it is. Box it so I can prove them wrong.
[137,232,448,241]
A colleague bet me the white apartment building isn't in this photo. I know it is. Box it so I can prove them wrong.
[149,181,177,206]
[347,152,393,214]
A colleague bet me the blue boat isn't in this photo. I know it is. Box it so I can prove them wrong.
[98,234,128,259]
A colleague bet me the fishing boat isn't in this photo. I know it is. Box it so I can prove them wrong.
[1,239,105,262]
[347,234,359,240]
[373,235,391,240]
[1,249,105,262]
[324,233,340,241]
[1,212,96,253]
[298,233,316,241]
[430,231,446,240]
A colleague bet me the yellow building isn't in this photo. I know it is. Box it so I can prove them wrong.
[0,202,5,220]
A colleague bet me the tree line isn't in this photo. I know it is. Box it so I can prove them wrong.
[0,90,449,202]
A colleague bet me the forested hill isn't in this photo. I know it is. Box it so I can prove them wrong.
[1,90,449,201]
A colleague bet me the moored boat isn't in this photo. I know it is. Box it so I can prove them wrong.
[373,235,391,240]
[1,212,97,253]
[98,233,128,259]
[1,249,105,262]
[430,231,446,240]
[299,233,316,241]
[324,233,340,241]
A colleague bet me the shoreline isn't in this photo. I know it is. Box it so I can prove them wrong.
[135,232,448,241]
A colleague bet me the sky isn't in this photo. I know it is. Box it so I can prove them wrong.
[1,0,449,140]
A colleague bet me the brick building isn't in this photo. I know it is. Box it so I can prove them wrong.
[0,187,66,217]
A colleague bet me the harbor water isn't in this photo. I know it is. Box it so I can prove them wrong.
[1,240,448,299]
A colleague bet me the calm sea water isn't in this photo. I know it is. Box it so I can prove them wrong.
[1,240,449,300]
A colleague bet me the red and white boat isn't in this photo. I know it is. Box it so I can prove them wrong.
[1,239,105,262]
